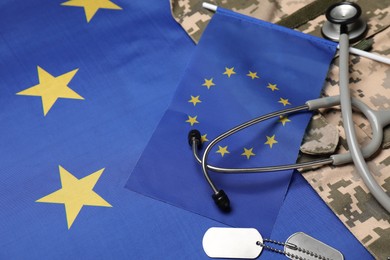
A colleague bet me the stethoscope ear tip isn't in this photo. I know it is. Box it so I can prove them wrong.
[212,190,231,213]
[188,129,203,150]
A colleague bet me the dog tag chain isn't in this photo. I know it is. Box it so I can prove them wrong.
[202,228,343,259]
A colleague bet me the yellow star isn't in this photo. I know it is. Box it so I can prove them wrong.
[188,95,201,106]
[267,83,279,91]
[223,67,236,78]
[216,146,229,157]
[278,98,291,106]
[186,115,199,126]
[17,66,84,116]
[201,134,209,143]
[247,71,259,79]
[202,78,215,89]
[36,166,112,229]
[241,148,255,159]
[279,115,291,126]
[61,0,122,23]
[265,135,278,148]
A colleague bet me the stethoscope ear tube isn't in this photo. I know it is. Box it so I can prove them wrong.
[188,105,310,212]
[190,95,390,213]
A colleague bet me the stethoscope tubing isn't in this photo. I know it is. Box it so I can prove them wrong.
[190,103,334,175]
[191,95,389,172]
[192,143,333,174]
[199,105,308,193]
[338,25,390,213]
[190,93,390,211]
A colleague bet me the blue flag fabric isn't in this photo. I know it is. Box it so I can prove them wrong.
[0,1,224,259]
[127,8,337,237]
[0,1,372,259]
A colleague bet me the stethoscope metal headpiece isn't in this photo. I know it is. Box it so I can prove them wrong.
[321,2,367,43]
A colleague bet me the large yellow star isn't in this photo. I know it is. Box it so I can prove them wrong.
[223,67,236,78]
[186,115,199,126]
[62,0,122,23]
[202,78,215,89]
[36,166,112,229]
[247,71,259,80]
[265,135,278,148]
[241,148,255,159]
[17,66,84,116]
[216,146,229,157]
[188,95,201,106]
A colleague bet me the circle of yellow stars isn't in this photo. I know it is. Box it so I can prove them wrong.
[184,65,293,158]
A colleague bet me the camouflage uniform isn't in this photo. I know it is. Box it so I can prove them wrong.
[170,0,390,259]
[170,0,317,43]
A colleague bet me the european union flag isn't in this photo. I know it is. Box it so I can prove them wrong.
[127,8,337,236]
[0,1,221,259]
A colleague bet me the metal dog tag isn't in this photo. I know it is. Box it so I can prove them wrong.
[202,227,263,259]
[284,232,344,260]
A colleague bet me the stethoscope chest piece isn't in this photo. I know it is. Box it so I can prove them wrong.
[322,2,367,43]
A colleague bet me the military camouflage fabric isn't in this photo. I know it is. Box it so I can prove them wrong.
[170,0,317,43]
[170,0,390,259]
[298,2,390,259]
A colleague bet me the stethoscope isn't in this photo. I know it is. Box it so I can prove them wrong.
[190,2,390,213]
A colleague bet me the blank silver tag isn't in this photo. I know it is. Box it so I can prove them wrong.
[285,232,344,260]
[202,227,263,259]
